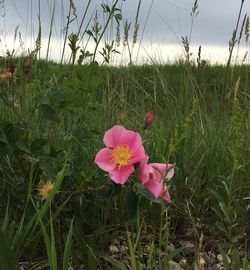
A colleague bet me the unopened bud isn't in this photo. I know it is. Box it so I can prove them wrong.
[143,111,155,129]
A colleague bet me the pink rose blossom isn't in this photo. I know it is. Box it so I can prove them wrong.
[95,125,146,184]
[139,157,174,202]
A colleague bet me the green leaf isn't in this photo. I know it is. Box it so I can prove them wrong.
[38,104,57,122]
[1,198,10,234]
[63,220,74,270]
[16,142,31,153]
[81,61,103,89]
[67,91,88,107]
[218,247,231,270]
[47,89,68,109]
[101,255,127,270]
[30,138,47,155]
[0,141,9,158]
[0,231,16,270]
[231,247,241,270]
[4,123,22,144]
[219,201,230,222]
[39,156,58,178]
[115,13,122,21]
[215,221,229,237]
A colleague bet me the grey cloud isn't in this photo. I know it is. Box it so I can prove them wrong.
[1,0,249,47]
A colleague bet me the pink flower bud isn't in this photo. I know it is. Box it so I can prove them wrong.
[143,111,155,129]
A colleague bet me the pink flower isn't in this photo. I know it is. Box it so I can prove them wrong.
[139,157,174,202]
[95,125,146,184]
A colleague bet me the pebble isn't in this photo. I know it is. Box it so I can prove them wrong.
[172,252,182,263]
[180,241,195,256]
[179,258,187,268]
[109,245,119,253]
[215,263,225,270]
[169,260,184,270]
[217,254,231,265]
[217,254,223,263]
[119,245,127,253]
[167,243,176,253]
[199,257,206,266]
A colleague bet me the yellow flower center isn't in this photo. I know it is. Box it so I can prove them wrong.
[38,180,54,199]
[112,145,133,167]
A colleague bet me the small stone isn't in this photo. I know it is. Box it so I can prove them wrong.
[109,245,119,253]
[172,252,182,263]
[199,257,206,266]
[169,260,183,270]
[184,227,195,239]
[217,254,231,265]
[120,245,126,253]
[214,263,225,270]
[180,241,195,256]
[179,258,187,268]
[143,245,150,254]
[112,239,120,246]
[217,254,223,263]
[167,243,176,253]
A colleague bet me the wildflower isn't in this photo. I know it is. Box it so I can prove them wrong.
[139,157,174,202]
[0,69,12,80]
[143,111,155,129]
[37,180,54,199]
[95,125,146,184]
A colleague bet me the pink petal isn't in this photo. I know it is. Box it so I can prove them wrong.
[163,190,171,202]
[139,157,150,184]
[166,164,174,180]
[129,145,147,165]
[151,163,167,178]
[144,179,163,198]
[109,165,134,184]
[94,148,116,171]
[103,125,126,148]
[118,130,143,150]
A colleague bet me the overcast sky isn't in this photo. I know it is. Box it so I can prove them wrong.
[0,0,249,64]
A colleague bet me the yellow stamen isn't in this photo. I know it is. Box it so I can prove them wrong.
[37,180,54,199]
[0,70,12,80]
[111,145,133,167]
